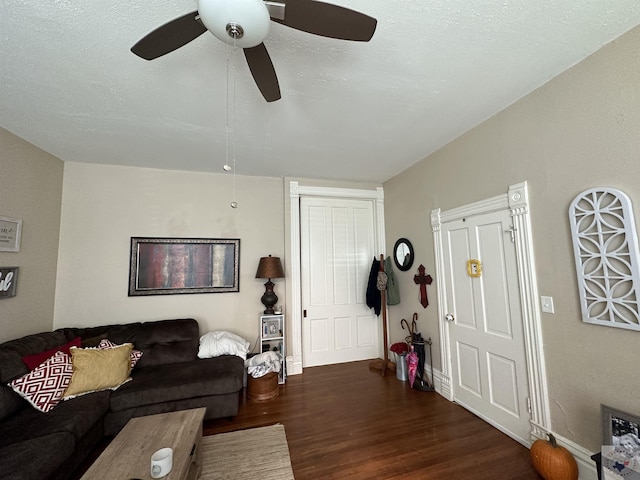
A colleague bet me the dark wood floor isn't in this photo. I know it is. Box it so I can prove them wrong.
[204,361,543,480]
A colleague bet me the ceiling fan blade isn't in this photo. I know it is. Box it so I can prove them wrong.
[131,11,207,60]
[271,0,377,42]
[243,43,281,102]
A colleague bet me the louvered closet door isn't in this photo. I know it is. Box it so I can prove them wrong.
[300,197,378,367]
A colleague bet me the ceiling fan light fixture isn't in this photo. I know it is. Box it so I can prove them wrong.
[197,0,270,48]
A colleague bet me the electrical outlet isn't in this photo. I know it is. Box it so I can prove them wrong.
[541,296,555,314]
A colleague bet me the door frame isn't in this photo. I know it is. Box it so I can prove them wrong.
[431,181,550,442]
[288,181,386,376]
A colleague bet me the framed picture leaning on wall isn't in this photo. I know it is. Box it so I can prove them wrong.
[601,404,640,478]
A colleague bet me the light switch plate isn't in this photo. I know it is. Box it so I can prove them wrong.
[541,296,555,314]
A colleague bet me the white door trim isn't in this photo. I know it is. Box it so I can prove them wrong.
[288,182,385,375]
[431,181,551,442]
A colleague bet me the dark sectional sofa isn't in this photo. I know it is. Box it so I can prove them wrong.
[0,318,245,480]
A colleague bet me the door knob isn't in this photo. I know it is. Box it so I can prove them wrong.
[445,313,455,322]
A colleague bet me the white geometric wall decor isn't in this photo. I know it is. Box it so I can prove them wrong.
[569,187,640,331]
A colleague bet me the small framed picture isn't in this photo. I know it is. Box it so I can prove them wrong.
[0,267,19,299]
[0,217,22,252]
[263,319,281,338]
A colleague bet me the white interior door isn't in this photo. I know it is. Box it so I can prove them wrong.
[300,197,379,367]
[442,208,531,445]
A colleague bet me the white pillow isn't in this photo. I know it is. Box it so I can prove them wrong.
[198,331,250,360]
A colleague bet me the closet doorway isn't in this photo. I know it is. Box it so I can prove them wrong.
[300,197,378,367]
[289,183,385,372]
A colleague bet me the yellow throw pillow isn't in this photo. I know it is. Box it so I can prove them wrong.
[63,343,133,399]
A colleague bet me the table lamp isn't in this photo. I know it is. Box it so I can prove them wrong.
[255,255,285,314]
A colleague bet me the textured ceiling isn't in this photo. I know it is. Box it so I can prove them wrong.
[2,0,640,183]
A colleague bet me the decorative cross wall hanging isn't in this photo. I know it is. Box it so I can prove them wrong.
[413,264,433,308]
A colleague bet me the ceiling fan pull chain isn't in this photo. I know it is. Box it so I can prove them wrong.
[223,43,231,172]
[230,38,238,209]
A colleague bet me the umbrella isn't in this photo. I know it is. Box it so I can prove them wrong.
[403,313,426,384]
[412,333,426,382]
[407,345,419,388]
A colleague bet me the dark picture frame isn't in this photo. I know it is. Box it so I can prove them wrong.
[602,404,640,448]
[129,237,240,296]
[0,267,18,299]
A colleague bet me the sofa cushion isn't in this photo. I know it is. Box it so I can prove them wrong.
[0,432,75,480]
[59,319,199,368]
[0,331,68,384]
[21,337,81,370]
[0,331,68,422]
[0,386,25,423]
[109,355,244,412]
[0,390,110,448]
[58,323,141,347]
[63,344,133,399]
[9,351,73,413]
[133,319,199,368]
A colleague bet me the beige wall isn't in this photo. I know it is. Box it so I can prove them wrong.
[0,128,63,342]
[53,162,285,346]
[384,26,640,453]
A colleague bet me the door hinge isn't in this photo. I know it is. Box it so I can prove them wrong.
[506,225,517,243]
[526,397,532,414]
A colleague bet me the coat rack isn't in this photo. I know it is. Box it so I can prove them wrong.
[369,254,394,376]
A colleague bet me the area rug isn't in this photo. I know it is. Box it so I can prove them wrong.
[199,424,295,480]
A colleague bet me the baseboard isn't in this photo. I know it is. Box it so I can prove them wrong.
[286,355,302,376]
[431,366,444,395]
[549,432,599,480]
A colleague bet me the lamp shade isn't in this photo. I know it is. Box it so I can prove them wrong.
[197,0,270,48]
[255,255,285,279]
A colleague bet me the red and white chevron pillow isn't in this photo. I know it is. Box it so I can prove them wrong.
[9,351,73,413]
[97,339,143,369]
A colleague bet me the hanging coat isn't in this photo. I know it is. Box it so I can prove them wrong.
[384,256,401,306]
[366,257,381,315]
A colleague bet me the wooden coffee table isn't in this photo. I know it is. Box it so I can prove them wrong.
[81,407,206,480]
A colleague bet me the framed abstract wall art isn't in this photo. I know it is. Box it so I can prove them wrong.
[128,237,240,296]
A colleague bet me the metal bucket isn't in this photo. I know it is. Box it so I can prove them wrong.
[396,353,408,381]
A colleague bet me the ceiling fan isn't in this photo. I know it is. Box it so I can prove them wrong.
[131,0,377,102]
